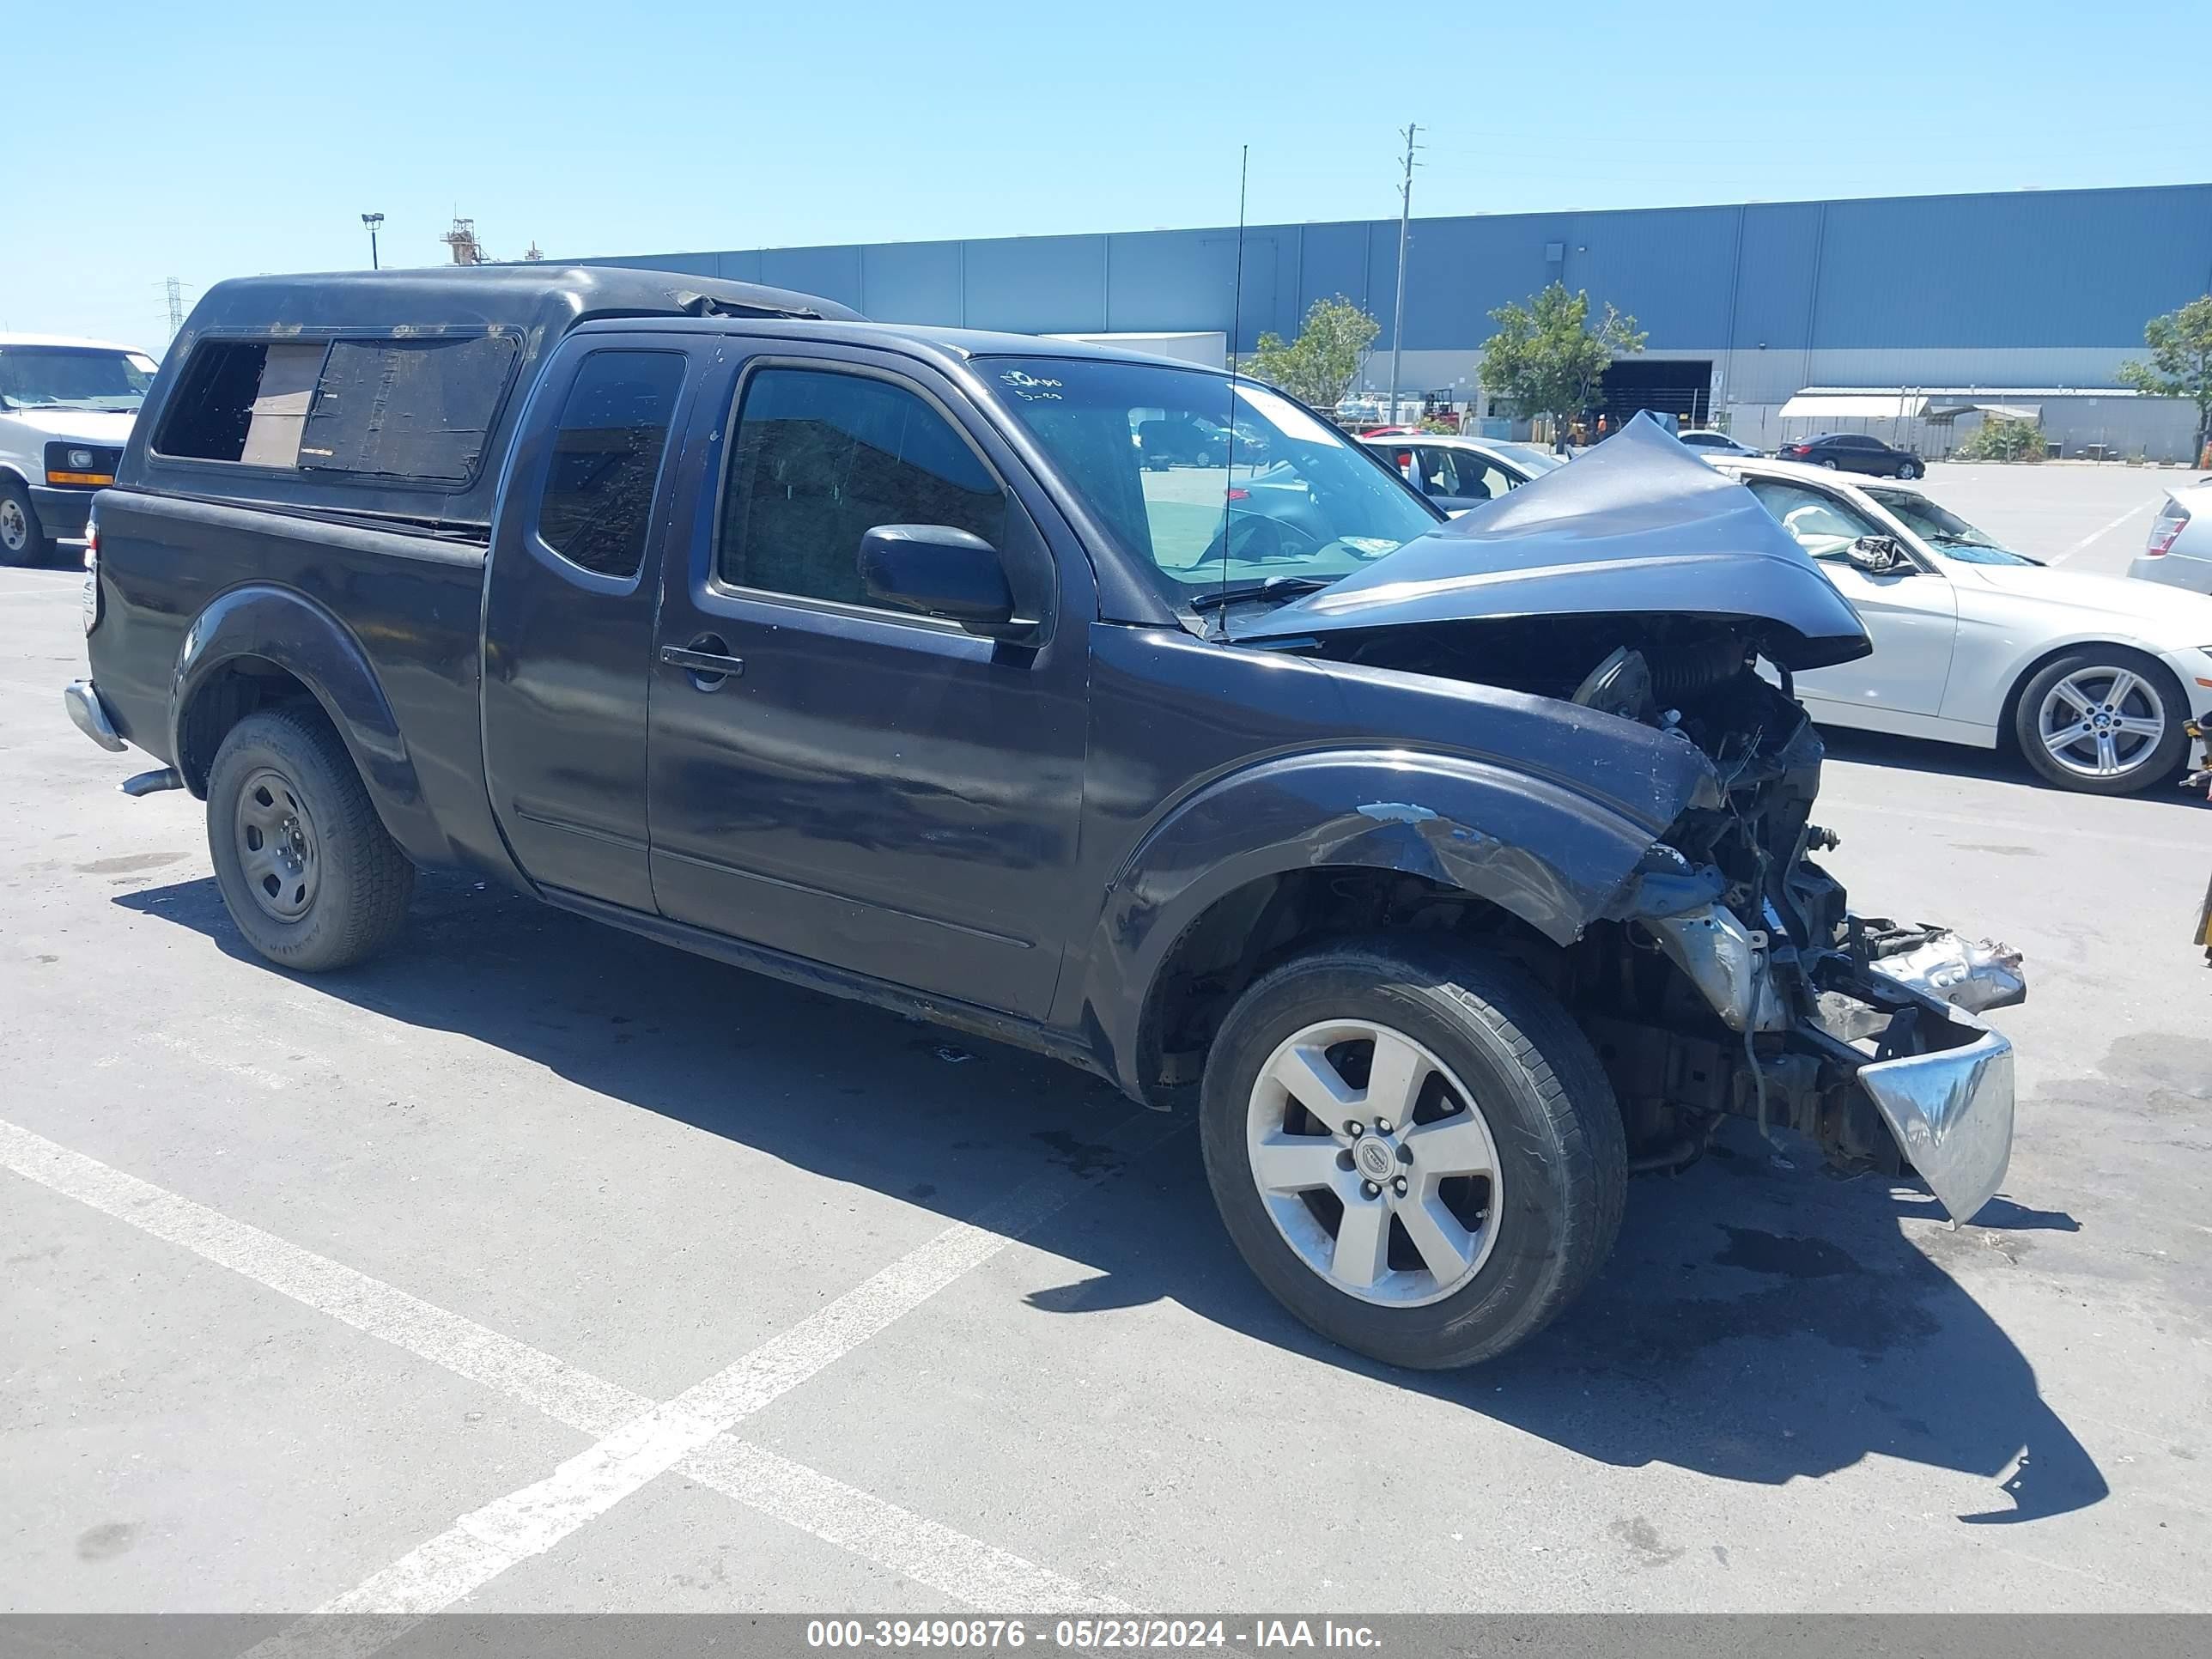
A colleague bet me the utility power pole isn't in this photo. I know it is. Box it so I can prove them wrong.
[162,277,185,341]
[1389,123,1421,423]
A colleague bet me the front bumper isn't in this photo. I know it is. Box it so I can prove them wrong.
[1811,933,2025,1224]
[28,483,94,545]
[64,678,125,752]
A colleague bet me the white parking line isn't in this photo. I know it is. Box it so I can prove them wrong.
[0,1110,1155,1638]
[269,1141,1163,1645]
[143,1030,295,1092]
[2051,497,2155,564]
[684,1438,1131,1613]
[0,1115,647,1435]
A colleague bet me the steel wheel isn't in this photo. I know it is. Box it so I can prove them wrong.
[1244,1018,1503,1308]
[2035,665,2168,781]
[233,767,321,921]
[0,497,28,553]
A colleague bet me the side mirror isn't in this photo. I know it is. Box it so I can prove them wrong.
[858,524,1025,635]
[1845,535,1911,574]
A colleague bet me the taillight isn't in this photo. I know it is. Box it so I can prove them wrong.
[1224,488,1249,501]
[82,507,100,635]
[2144,500,2190,559]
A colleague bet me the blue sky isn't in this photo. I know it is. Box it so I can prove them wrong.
[8,0,2207,350]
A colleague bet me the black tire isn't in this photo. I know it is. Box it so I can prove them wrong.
[0,478,46,568]
[205,705,415,970]
[2012,647,2191,796]
[1819,458,1840,470]
[1897,460,1920,480]
[1200,938,1626,1370]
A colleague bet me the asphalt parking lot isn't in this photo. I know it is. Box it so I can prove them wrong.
[3,459,2209,1621]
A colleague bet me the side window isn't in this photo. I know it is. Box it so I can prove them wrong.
[156,341,329,465]
[1746,478,1881,561]
[535,350,687,580]
[718,367,1007,608]
[155,331,520,484]
[300,335,520,483]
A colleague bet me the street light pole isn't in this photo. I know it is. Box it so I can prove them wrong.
[361,212,385,271]
[1388,124,1420,425]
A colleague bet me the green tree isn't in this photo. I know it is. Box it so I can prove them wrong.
[1955,416,2047,463]
[1239,296,1380,410]
[1477,283,1647,437]
[2118,295,2212,462]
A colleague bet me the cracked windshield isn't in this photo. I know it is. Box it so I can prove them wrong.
[983,356,1438,611]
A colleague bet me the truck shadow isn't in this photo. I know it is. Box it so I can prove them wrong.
[116,869,2107,1526]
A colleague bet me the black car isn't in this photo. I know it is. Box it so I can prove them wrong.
[64,270,2025,1370]
[1775,432,1923,479]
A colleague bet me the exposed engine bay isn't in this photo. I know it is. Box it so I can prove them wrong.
[1303,613,2027,1218]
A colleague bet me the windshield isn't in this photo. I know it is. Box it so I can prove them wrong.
[1864,489,2039,565]
[0,346,156,412]
[981,356,1440,611]
[1491,441,1565,474]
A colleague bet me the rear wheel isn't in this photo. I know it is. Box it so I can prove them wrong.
[1819,458,1840,470]
[1200,939,1626,1369]
[0,480,46,567]
[2014,647,2189,794]
[206,706,415,969]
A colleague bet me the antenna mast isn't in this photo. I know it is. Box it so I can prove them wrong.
[1389,123,1421,425]
[1216,143,1249,633]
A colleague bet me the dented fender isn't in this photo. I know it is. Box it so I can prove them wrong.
[1073,745,1717,1091]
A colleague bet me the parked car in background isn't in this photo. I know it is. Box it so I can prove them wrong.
[1134,412,1267,469]
[0,333,158,566]
[1714,457,2212,794]
[1677,429,1761,458]
[1774,433,1923,478]
[1358,434,1563,513]
[2130,481,2212,596]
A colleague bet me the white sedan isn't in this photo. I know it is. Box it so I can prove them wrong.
[1713,458,2212,795]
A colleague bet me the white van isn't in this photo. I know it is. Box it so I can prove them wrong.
[0,334,158,565]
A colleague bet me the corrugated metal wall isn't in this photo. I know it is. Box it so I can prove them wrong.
[575,183,2212,362]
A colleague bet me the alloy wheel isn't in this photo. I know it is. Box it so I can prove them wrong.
[1244,1019,1504,1308]
[2036,666,2167,781]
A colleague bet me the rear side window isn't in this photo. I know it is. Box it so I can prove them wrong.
[157,341,328,464]
[717,367,1006,607]
[534,351,687,580]
[300,335,519,483]
[153,331,520,484]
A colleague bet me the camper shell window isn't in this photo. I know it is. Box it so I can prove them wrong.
[152,331,520,486]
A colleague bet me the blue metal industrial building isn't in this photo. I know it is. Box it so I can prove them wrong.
[581,182,2212,459]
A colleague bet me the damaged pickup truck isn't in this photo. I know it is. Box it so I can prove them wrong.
[67,268,2026,1367]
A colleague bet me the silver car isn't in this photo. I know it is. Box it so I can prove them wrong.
[2130,480,2212,594]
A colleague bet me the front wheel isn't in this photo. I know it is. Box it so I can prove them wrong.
[2013,647,2189,794]
[0,479,46,567]
[206,706,416,969]
[1896,460,1920,480]
[1200,939,1626,1369]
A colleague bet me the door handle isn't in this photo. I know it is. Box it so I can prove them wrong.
[661,639,744,687]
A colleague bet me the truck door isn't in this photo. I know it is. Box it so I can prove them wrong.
[646,346,1091,1021]
[482,339,696,911]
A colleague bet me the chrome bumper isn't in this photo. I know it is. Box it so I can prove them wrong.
[64,678,125,752]
[1856,1005,2015,1224]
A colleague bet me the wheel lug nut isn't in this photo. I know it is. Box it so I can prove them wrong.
[1345,1121,1363,1138]
[1374,1119,1393,1135]
[1360,1181,1380,1199]
[1393,1177,1407,1196]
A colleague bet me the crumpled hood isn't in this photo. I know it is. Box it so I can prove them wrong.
[2,407,135,447]
[1237,415,1876,671]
